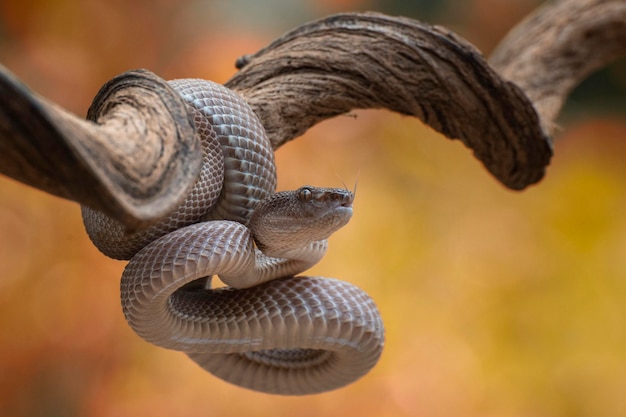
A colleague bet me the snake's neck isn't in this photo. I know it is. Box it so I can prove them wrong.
[219,240,328,289]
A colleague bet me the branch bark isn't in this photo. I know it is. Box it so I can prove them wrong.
[226,12,552,190]
[490,0,626,137]
[0,0,623,229]
[0,67,200,229]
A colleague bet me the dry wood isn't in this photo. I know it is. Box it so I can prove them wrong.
[226,12,553,190]
[0,68,200,228]
[490,0,626,137]
[0,0,623,228]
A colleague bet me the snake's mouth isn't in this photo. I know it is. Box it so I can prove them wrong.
[340,197,354,208]
[323,188,354,227]
[332,202,353,214]
[329,201,353,229]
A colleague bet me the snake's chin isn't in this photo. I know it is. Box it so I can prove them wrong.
[330,206,353,228]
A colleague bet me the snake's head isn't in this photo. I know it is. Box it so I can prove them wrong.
[249,186,354,256]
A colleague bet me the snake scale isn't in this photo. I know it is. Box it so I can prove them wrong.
[82,79,384,395]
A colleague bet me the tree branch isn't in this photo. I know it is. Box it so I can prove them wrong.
[0,67,200,229]
[226,12,553,190]
[0,0,624,229]
[490,0,626,137]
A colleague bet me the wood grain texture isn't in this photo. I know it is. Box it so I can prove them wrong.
[490,0,626,137]
[0,0,624,228]
[226,12,553,190]
[0,67,200,229]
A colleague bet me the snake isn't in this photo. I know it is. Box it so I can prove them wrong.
[82,78,384,395]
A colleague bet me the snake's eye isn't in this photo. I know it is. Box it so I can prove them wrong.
[298,187,313,202]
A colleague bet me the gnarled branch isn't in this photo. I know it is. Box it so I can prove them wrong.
[226,12,552,190]
[0,0,624,229]
[490,0,626,137]
[0,67,200,229]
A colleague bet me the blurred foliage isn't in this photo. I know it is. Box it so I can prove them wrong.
[0,1,625,417]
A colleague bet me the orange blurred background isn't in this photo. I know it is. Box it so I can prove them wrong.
[1,1,625,416]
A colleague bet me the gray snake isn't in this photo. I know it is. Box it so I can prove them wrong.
[82,79,384,395]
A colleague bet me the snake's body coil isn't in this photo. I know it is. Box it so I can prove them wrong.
[82,79,384,395]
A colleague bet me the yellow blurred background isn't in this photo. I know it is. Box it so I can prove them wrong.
[1,0,625,416]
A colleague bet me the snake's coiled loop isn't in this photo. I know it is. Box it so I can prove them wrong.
[83,80,384,395]
[82,79,276,259]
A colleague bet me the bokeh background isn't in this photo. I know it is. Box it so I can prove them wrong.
[1,0,625,416]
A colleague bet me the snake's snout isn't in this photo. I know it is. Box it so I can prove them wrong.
[339,190,354,208]
[323,187,354,208]
[321,189,353,231]
[333,189,354,217]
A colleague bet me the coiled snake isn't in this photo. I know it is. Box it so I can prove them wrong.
[82,79,384,395]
